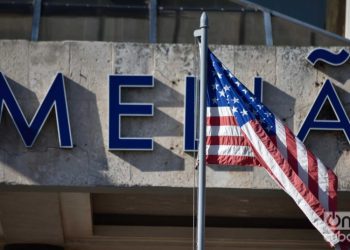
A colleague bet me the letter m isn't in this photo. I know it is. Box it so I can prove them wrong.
[0,73,73,148]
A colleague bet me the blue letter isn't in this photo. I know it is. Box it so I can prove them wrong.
[184,76,198,152]
[109,75,154,150]
[306,48,350,66]
[0,72,72,148]
[254,76,263,103]
[298,79,350,143]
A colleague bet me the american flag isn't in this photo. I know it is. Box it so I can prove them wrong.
[206,51,341,247]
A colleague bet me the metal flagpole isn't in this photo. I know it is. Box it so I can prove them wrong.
[193,12,208,250]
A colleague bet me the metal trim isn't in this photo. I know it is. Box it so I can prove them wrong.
[31,0,42,41]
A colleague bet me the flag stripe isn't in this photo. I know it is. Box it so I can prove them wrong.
[207,116,238,126]
[318,158,330,211]
[308,151,319,200]
[206,155,259,166]
[206,136,250,146]
[207,125,241,136]
[241,120,339,246]
[275,120,288,160]
[328,169,337,212]
[206,145,254,157]
[296,139,309,187]
[207,107,232,117]
[285,129,299,174]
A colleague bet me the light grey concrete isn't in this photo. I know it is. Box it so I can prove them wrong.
[0,41,349,190]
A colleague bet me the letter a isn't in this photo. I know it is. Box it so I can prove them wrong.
[298,79,350,143]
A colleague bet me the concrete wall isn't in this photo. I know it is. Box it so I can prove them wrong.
[0,41,349,190]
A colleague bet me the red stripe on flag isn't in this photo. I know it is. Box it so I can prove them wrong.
[285,128,298,174]
[307,151,319,199]
[269,134,278,146]
[242,121,340,245]
[247,120,326,220]
[206,136,250,146]
[328,169,337,213]
[207,116,238,126]
[206,155,260,166]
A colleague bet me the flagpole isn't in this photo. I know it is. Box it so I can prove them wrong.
[194,12,208,250]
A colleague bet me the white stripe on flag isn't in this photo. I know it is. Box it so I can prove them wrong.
[207,107,232,117]
[317,158,330,211]
[296,138,309,187]
[241,122,339,246]
[275,119,288,160]
[206,145,254,157]
[207,125,241,136]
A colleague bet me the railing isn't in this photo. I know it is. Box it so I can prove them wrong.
[0,0,349,45]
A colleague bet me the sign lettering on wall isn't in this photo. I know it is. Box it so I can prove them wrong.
[109,75,154,151]
[0,48,349,151]
[297,79,350,143]
[0,72,72,148]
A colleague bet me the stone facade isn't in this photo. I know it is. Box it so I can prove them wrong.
[0,41,349,190]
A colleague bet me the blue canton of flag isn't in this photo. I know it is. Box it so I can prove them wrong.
[207,52,275,135]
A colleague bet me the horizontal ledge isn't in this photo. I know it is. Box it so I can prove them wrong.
[93,213,313,229]
[89,226,327,248]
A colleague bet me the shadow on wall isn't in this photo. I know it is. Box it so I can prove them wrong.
[263,80,296,131]
[303,85,350,169]
[315,62,350,84]
[0,77,40,153]
[264,78,350,169]
[114,77,185,172]
[0,74,314,177]
[120,78,184,108]
[209,165,254,172]
[0,75,111,186]
[121,108,182,137]
[0,74,188,185]
[111,142,184,172]
[314,58,350,169]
